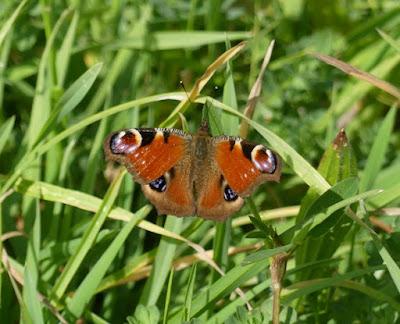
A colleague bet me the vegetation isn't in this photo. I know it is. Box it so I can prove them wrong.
[0,1,399,323]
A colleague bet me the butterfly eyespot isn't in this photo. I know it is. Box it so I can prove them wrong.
[224,185,238,202]
[109,130,141,154]
[149,176,167,192]
[252,147,277,174]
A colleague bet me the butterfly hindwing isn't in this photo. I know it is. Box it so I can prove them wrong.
[214,137,281,197]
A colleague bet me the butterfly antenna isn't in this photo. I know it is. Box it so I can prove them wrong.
[179,80,192,103]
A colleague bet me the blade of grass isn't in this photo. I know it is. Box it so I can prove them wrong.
[66,205,150,318]
[34,63,103,146]
[106,31,251,51]
[0,0,27,47]
[0,27,13,119]
[168,260,267,323]
[22,200,44,324]
[163,269,174,324]
[281,266,383,304]
[56,10,79,87]
[26,8,72,149]
[359,105,397,192]
[0,116,15,155]
[377,28,400,53]
[51,170,126,300]
[311,52,400,101]
[183,264,197,322]
[140,216,183,306]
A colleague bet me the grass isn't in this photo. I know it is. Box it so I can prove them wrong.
[1,1,400,323]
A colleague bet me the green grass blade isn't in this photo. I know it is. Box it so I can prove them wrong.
[66,205,150,318]
[140,216,183,306]
[168,260,268,323]
[376,241,400,293]
[183,264,197,322]
[26,8,71,149]
[22,200,44,324]
[0,0,27,48]
[56,10,79,87]
[242,244,293,265]
[281,266,383,304]
[359,105,397,192]
[51,170,126,300]
[162,269,174,324]
[105,31,251,51]
[377,28,400,53]
[0,116,15,155]
[34,63,103,146]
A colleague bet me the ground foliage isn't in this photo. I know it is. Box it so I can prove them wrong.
[0,0,400,323]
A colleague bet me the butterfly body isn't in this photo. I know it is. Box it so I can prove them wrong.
[104,126,281,221]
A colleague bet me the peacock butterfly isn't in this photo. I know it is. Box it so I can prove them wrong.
[104,122,281,221]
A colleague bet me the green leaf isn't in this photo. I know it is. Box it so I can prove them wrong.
[127,305,160,324]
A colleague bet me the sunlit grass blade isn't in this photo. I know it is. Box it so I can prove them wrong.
[311,52,400,101]
[359,105,396,192]
[106,31,251,50]
[51,170,126,300]
[66,205,150,318]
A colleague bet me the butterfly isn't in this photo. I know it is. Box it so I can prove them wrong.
[104,123,281,221]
